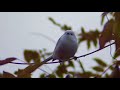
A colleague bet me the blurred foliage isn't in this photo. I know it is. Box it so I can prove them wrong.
[110,65,120,78]
[1,12,120,78]
[24,50,41,63]
[78,27,100,49]
[48,17,72,30]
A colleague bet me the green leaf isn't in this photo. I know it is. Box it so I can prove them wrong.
[92,39,97,47]
[109,65,114,70]
[87,40,91,49]
[94,58,107,67]
[55,64,67,78]
[101,15,105,25]
[40,74,45,78]
[48,17,72,31]
[67,61,74,68]
[105,73,110,78]
[56,70,63,78]
[78,61,85,73]
[48,17,61,27]
[61,24,72,30]
[92,66,104,72]
[81,27,85,34]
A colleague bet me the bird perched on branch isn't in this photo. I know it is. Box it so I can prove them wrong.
[44,30,78,64]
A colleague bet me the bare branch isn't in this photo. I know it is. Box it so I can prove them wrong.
[76,42,115,58]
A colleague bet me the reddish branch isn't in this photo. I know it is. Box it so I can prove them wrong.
[0,57,17,65]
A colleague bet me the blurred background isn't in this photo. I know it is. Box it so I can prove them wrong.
[0,12,115,78]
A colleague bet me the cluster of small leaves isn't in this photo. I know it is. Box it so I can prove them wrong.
[78,27,101,49]
[48,17,72,31]
[24,49,52,63]
[24,50,41,63]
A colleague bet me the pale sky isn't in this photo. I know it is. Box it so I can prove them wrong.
[0,12,115,77]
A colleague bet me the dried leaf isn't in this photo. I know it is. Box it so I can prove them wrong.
[15,69,32,78]
[114,12,120,22]
[113,14,120,58]
[99,19,114,49]
[2,71,16,78]
[17,59,49,78]
[79,29,100,48]
[116,61,120,66]
[110,65,120,78]
[0,57,17,66]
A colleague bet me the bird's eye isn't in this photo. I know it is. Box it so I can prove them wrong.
[67,33,69,35]
[71,33,73,35]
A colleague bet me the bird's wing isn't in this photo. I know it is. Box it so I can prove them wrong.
[54,35,63,52]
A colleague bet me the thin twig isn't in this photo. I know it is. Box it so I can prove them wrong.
[77,42,115,58]
[100,63,115,77]
[10,62,34,65]
[10,42,115,65]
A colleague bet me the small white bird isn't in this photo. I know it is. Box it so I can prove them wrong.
[44,30,78,63]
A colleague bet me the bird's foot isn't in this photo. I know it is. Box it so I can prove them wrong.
[73,56,78,61]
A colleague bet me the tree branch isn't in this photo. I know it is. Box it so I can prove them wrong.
[11,42,115,66]
[76,42,115,58]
